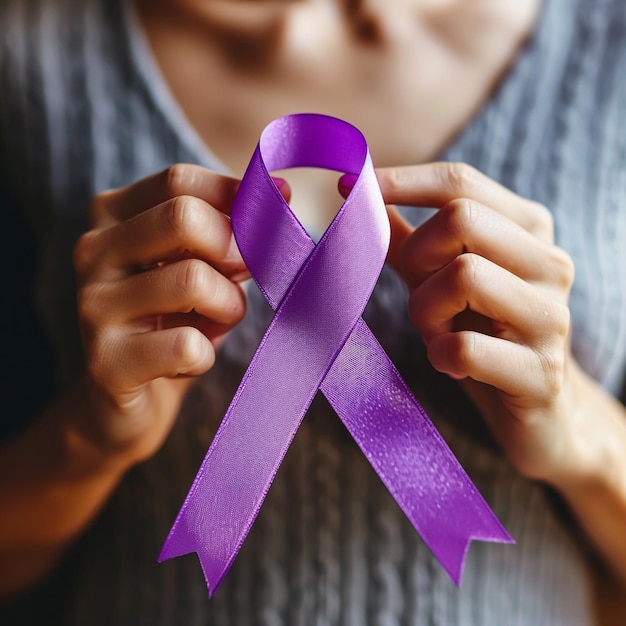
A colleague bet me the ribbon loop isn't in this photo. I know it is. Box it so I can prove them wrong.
[159,114,513,597]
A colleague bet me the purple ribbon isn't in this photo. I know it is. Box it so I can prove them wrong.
[159,114,513,597]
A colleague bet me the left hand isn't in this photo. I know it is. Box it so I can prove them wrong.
[360,162,587,486]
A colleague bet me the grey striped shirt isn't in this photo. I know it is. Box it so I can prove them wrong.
[1,0,625,623]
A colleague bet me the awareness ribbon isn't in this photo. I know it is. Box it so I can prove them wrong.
[159,113,513,597]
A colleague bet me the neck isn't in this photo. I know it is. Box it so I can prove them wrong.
[133,0,541,234]
[134,0,541,168]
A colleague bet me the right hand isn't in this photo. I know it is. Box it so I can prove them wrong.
[72,164,260,467]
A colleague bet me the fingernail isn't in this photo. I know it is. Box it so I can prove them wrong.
[338,173,359,196]
[272,177,287,189]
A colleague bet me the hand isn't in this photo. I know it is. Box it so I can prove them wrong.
[72,164,266,467]
[356,162,589,486]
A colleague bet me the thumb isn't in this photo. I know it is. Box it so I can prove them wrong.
[271,177,292,204]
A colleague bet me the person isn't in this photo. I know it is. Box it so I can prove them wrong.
[1,0,625,623]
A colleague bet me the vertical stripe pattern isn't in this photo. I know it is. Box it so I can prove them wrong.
[1,0,625,623]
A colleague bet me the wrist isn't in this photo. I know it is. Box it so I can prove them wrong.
[543,361,626,499]
[64,372,189,471]
[58,376,138,479]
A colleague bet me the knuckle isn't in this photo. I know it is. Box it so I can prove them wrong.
[430,331,479,376]
[548,246,575,291]
[528,201,554,239]
[86,190,116,227]
[440,162,484,196]
[544,300,571,339]
[173,327,207,367]
[381,166,406,196]
[162,163,195,198]
[166,195,205,241]
[450,253,481,291]
[179,259,212,304]
[85,331,117,388]
[536,346,565,399]
[73,230,102,277]
[443,198,480,238]
[455,332,481,372]
[177,260,246,324]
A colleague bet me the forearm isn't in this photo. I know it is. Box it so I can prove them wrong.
[0,378,130,599]
[550,362,626,588]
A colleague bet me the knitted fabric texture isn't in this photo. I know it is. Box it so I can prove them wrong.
[1,0,625,623]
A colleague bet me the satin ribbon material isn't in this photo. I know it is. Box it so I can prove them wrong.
[159,114,513,597]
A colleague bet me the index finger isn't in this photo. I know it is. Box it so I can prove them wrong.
[375,162,554,241]
[93,164,241,225]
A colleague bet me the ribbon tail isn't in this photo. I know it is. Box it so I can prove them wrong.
[158,193,383,597]
[156,356,310,600]
[436,521,514,587]
[322,319,514,586]
[158,501,226,598]
[156,330,312,599]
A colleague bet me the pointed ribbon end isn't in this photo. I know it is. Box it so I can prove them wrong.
[440,525,515,587]
[157,514,229,598]
[158,543,219,598]
[157,507,198,563]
